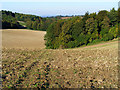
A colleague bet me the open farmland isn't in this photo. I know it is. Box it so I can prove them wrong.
[2,29,46,49]
[2,29,119,88]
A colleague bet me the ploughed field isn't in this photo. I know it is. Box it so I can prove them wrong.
[2,29,118,88]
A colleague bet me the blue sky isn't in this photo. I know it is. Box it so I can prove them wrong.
[1,2,119,17]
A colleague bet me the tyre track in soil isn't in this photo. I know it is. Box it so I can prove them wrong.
[13,50,48,88]
[2,39,118,88]
[2,49,41,84]
[2,49,47,88]
[20,59,51,88]
[2,49,33,87]
[20,54,51,88]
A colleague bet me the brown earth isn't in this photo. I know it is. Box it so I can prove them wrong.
[61,16,83,20]
[61,17,72,19]
[1,29,119,88]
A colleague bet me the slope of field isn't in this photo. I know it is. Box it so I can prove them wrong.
[2,39,118,88]
[2,29,46,49]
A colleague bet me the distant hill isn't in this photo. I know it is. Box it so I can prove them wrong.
[2,10,22,29]
[1,10,84,30]
[1,10,59,30]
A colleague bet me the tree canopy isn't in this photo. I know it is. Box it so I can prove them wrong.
[45,8,118,49]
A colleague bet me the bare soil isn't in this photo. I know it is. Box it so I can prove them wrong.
[1,29,119,88]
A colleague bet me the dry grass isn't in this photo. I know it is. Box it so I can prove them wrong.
[2,29,46,49]
[1,29,119,88]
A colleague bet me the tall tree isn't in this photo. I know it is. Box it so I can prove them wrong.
[108,8,117,26]
[32,21,38,30]
[100,16,110,38]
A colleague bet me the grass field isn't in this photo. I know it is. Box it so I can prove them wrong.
[2,29,118,88]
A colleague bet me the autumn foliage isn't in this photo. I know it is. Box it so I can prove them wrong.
[45,8,119,49]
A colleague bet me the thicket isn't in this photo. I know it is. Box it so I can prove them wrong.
[45,8,119,49]
[15,12,59,31]
[1,10,60,30]
[2,11,21,29]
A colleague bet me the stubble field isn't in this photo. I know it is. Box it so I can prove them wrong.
[2,29,46,49]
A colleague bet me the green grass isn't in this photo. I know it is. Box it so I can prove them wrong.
[65,38,118,50]
[18,21,26,26]
[87,38,118,46]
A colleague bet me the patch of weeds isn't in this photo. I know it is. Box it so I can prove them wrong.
[54,70,60,74]
[50,68,54,72]
[26,84,29,87]
[5,71,10,74]
[19,74,23,78]
[22,71,27,77]
[16,79,24,84]
[37,72,41,75]
[87,72,90,75]
[2,74,6,79]
[46,65,50,71]
[73,69,78,74]
[43,72,48,76]
[8,86,12,88]
[34,83,38,87]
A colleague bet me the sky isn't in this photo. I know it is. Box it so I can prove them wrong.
[0,1,119,17]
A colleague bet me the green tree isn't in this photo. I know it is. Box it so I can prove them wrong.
[26,21,32,29]
[108,8,117,26]
[100,16,110,38]
[32,21,38,30]
[85,18,98,42]
[37,23,41,30]
[71,19,84,40]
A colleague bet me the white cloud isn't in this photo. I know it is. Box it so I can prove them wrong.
[0,0,119,2]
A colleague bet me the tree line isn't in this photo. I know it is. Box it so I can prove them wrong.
[45,8,119,49]
[1,10,61,30]
[2,10,21,29]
